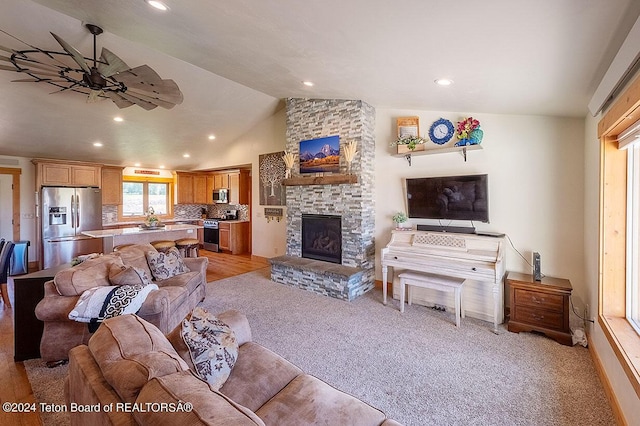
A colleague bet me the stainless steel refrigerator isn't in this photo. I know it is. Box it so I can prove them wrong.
[41,186,103,269]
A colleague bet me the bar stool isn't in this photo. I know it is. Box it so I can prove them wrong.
[175,238,199,258]
[150,240,176,253]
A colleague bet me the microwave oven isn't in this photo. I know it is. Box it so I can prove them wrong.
[213,188,228,203]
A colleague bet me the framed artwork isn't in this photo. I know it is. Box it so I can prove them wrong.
[299,135,340,174]
[259,151,286,206]
[397,117,420,138]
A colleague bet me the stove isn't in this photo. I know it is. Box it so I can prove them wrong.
[202,219,219,252]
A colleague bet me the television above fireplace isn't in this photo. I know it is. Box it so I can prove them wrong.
[406,174,489,223]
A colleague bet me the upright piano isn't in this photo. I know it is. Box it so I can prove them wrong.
[381,230,506,333]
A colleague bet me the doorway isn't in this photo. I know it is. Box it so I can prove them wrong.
[0,167,21,241]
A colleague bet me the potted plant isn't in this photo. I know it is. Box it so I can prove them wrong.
[390,135,427,154]
[392,212,409,229]
[454,116,483,146]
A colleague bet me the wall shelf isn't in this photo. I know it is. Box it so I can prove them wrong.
[395,144,482,165]
[282,174,358,186]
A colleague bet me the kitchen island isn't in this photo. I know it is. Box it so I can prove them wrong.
[82,224,202,253]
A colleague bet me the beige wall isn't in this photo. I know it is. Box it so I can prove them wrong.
[374,109,587,307]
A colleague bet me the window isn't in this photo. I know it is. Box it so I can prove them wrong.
[122,180,170,217]
[598,73,640,398]
[626,138,640,334]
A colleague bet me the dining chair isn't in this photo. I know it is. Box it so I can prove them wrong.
[0,240,15,308]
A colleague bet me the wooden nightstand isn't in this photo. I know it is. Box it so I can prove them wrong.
[506,272,573,346]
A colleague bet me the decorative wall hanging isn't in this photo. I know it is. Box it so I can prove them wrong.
[264,207,283,223]
[259,151,286,206]
[397,116,420,138]
[299,135,340,174]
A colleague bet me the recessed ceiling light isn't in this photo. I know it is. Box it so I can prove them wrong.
[302,81,314,87]
[435,78,454,86]
[134,163,141,167]
[145,0,169,11]
[208,135,216,140]
[159,165,165,169]
[113,116,123,122]
[183,153,190,158]
[93,142,103,147]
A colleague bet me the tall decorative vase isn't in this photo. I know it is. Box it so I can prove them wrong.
[469,128,483,145]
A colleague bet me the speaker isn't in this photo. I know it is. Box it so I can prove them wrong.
[533,252,541,281]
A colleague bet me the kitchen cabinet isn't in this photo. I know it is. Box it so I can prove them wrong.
[177,172,210,204]
[228,170,250,205]
[213,173,228,189]
[101,166,123,205]
[34,159,101,187]
[218,221,249,254]
[193,174,208,204]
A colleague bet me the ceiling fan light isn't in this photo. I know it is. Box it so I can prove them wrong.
[146,0,169,11]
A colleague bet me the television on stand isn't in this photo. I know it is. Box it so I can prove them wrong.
[406,174,488,234]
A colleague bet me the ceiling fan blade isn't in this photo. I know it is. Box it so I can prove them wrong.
[11,78,67,83]
[127,79,183,105]
[0,45,16,54]
[0,64,17,72]
[50,32,90,73]
[105,91,134,109]
[87,89,104,103]
[121,89,175,109]
[1,55,62,73]
[117,91,158,110]
[2,65,63,78]
[115,64,161,87]
[97,47,129,77]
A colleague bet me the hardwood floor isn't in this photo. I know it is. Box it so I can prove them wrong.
[0,249,269,425]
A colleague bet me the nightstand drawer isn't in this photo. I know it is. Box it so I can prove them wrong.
[514,289,564,312]
[512,305,564,330]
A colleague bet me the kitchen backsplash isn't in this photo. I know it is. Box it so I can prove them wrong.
[102,203,249,225]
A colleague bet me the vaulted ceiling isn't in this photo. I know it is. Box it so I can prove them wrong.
[0,0,638,170]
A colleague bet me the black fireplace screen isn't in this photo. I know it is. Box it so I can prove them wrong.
[301,214,342,264]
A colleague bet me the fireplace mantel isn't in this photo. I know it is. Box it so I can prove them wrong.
[282,174,358,186]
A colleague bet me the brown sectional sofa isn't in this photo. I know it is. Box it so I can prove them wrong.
[66,312,401,426]
[35,244,208,364]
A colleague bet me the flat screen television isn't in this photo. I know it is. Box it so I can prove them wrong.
[406,174,489,222]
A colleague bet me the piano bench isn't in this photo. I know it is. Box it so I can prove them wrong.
[398,272,466,327]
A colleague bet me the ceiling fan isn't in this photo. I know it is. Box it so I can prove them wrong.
[0,24,183,110]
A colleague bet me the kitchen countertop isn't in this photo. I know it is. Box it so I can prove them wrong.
[82,223,202,238]
[102,218,249,227]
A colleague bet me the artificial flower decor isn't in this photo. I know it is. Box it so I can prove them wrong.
[455,117,483,146]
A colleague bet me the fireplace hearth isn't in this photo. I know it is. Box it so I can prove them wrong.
[302,214,341,264]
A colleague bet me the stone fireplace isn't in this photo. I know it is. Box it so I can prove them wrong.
[270,98,375,301]
[302,214,342,264]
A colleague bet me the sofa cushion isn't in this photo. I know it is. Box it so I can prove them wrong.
[146,247,191,281]
[220,342,303,412]
[154,270,201,293]
[69,284,159,323]
[54,254,124,296]
[109,264,153,286]
[181,307,238,391]
[88,314,188,404]
[134,371,265,426]
[255,374,387,426]
[115,244,156,280]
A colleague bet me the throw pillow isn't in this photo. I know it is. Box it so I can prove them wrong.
[109,264,153,286]
[69,283,159,323]
[181,307,238,391]
[145,247,190,281]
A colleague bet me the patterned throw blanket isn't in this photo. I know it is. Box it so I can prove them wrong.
[69,284,158,332]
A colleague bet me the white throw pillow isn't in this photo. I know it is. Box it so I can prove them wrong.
[145,247,190,281]
[181,307,238,391]
[69,283,158,323]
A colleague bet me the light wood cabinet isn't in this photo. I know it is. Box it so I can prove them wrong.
[176,173,195,204]
[193,175,208,204]
[213,173,228,189]
[34,160,101,187]
[101,166,123,205]
[218,221,249,254]
[228,170,250,205]
[177,172,211,204]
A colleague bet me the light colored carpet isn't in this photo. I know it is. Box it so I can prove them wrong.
[23,358,69,426]
[26,268,616,426]
[203,267,616,426]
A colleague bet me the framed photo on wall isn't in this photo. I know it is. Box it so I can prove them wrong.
[397,116,420,138]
